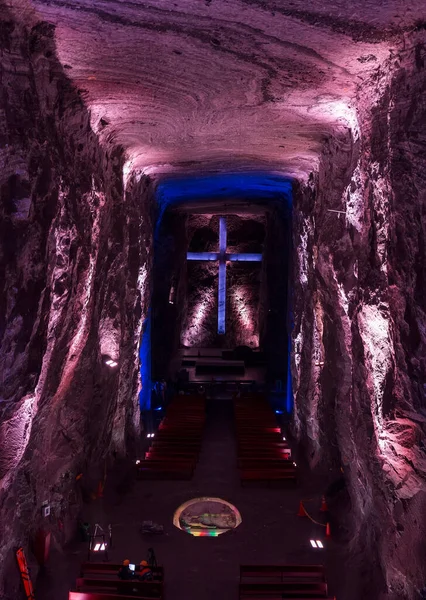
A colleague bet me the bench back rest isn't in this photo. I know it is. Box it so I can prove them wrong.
[76,577,162,592]
[81,563,163,577]
[70,592,159,600]
[239,582,327,593]
[240,565,325,581]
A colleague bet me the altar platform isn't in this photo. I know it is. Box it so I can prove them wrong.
[170,348,265,383]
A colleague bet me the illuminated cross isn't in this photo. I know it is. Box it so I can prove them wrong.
[187,216,262,334]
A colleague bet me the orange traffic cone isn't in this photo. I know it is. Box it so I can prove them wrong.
[325,522,331,538]
[297,501,307,517]
[320,495,328,512]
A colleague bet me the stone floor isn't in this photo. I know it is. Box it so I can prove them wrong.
[36,392,349,600]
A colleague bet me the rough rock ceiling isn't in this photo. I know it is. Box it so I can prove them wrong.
[16,0,422,179]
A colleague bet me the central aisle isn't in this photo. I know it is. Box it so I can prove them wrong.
[37,390,346,600]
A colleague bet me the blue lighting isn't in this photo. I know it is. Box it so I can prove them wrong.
[146,171,293,408]
[187,252,219,261]
[227,253,262,262]
[275,410,284,415]
[156,172,293,213]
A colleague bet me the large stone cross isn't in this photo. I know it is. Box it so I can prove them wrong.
[187,216,262,334]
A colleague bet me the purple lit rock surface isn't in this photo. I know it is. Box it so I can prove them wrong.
[0,1,425,599]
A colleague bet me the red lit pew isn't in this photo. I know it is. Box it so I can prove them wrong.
[138,394,205,480]
[70,593,156,600]
[234,394,295,485]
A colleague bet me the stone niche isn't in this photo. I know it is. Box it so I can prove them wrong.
[182,213,266,349]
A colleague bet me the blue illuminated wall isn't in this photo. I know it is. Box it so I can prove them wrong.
[141,172,294,412]
[156,173,292,222]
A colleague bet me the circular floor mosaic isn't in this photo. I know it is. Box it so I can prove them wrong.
[173,497,242,536]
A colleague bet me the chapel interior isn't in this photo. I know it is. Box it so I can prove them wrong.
[0,1,425,600]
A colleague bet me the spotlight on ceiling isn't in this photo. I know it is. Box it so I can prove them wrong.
[310,539,324,549]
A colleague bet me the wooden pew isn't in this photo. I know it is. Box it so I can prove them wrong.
[76,577,162,597]
[237,451,292,462]
[239,581,328,597]
[145,450,199,460]
[137,394,205,481]
[154,433,203,442]
[150,440,201,454]
[239,565,332,599]
[70,593,157,600]
[237,459,295,469]
[237,440,288,448]
[240,565,325,582]
[81,563,163,580]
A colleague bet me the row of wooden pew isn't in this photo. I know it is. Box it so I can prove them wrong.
[234,394,297,485]
[239,564,335,599]
[69,562,163,600]
[69,562,334,599]
[137,394,206,480]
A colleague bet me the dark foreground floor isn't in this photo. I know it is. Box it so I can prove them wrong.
[36,393,349,600]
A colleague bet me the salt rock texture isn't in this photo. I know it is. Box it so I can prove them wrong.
[0,12,153,597]
[0,0,425,598]
[292,32,426,600]
[8,0,420,179]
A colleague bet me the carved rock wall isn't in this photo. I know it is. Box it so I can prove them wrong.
[292,32,426,600]
[0,16,153,597]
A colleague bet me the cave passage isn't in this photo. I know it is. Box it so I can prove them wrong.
[2,4,426,598]
[142,173,293,412]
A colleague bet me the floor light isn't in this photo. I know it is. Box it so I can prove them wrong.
[105,358,118,368]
